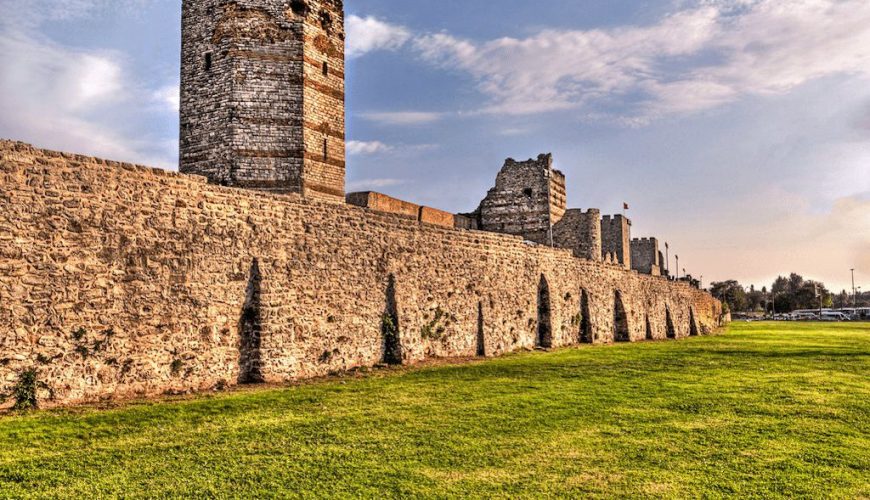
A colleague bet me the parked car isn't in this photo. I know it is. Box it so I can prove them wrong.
[792,312,819,321]
[820,312,850,322]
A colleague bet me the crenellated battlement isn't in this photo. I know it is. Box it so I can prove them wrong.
[631,237,662,276]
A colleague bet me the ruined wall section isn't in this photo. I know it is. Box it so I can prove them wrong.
[474,154,566,244]
[346,191,419,220]
[0,142,722,407]
[552,209,601,260]
[601,215,631,269]
[346,192,455,228]
[180,0,345,202]
[631,237,661,276]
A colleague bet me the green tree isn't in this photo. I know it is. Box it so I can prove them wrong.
[835,290,849,308]
[746,285,765,312]
[710,280,749,312]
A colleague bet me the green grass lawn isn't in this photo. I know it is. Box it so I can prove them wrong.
[1,322,868,498]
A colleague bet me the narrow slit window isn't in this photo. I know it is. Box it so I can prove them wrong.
[323,138,328,161]
[322,61,329,77]
[204,52,213,72]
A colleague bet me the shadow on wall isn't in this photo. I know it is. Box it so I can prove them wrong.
[383,274,403,365]
[645,315,654,340]
[689,308,699,337]
[580,289,592,343]
[477,302,486,357]
[614,291,630,342]
[537,275,553,348]
[238,258,263,384]
[666,306,677,339]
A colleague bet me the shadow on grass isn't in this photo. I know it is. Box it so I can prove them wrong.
[706,349,868,360]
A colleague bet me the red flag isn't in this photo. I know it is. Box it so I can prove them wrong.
[623,202,629,210]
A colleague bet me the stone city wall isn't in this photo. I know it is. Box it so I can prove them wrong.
[0,142,723,407]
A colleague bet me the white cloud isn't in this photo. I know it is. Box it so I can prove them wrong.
[347,140,440,157]
[347,140,393,156]
[0,33,126,111]
[0,0,150,29]
[407,0,870,119]
[359,111,444,125]
[346,15,410,58]
[152,84,180,113]
[0,3,178,169]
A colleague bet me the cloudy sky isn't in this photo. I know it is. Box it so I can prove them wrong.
[0,0,868,292]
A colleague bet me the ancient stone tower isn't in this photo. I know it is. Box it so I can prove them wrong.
[180,0,346,203]
[601,215,632,269]
[552,209,602,260]
[471,154,567,245]
[630,237,662,276]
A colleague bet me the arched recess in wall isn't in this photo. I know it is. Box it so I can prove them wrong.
[689,307,700,337]
[645,315,654,341]
[579,289,592,344]
[613,290,630,342]
[382,274,403,365]
[477,301,486,357]
[238,258,264,384]
[537,275,553,349]
[665,307,677,339]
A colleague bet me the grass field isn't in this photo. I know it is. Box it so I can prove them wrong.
[1,322,868,498]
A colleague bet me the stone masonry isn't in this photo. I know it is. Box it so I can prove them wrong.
[468,155,567,245]
[0,142,723,407]
[180,0,346,203]
[0,1,725,407]
[631,237,662,276]
[601,215,632,269]
[552,209,602,260]
[346,191,455,228]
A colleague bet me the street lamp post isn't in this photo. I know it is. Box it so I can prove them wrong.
[815,283,823,319]
[852,268,857,309]
[665,243,670,278]
[675,255,679,280]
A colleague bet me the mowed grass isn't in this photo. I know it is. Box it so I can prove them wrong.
[1,323,868,498]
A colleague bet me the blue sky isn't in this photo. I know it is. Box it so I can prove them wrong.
[0,0,868,292]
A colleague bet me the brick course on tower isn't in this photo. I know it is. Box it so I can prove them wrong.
[179,0,346,203]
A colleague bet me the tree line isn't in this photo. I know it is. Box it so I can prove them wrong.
[710,273,868,313]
